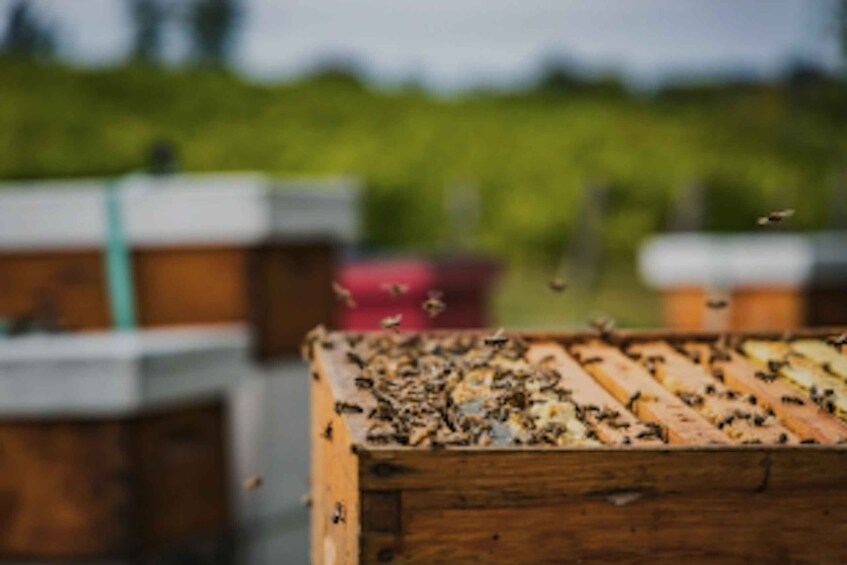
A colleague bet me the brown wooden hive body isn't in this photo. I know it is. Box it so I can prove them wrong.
[310,328,847,564]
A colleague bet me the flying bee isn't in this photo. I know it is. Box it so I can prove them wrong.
[757,208,795,226]
[380,314,403,332]
[332,281,356,308]
[243,475,263,490]
[705,298,729,310]
[590,316,615,336]
[421,290,446,318]
[825,332,847,348]
[548,277,568,292]
[483,327,509,348]
[380,282,409,299]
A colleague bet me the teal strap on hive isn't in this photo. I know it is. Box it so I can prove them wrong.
[104,177,136,331]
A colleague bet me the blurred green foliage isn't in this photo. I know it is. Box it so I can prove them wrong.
[2,61,846,266]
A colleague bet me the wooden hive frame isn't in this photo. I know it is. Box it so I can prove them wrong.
[308,328,847,564]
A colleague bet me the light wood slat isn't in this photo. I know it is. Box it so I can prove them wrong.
[791,339,847,382]
[743,340,847,415]
[684,343,847,444]
[570,341,727,445]
[629,342,797,444]
[526,343,663,446]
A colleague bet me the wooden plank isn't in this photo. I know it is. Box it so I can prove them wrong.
[743,340,847,414]
[0,419,133,558]
[0,250,111,331]
[357,447,847,492]
[791,339,847,381]
[135,402,229,548]
[250,243,337,359]
[628,342,797,444]
[133,246,248,327]
[729,288,804,331]
[526,343,662,445]
[684,343,847,444]
[570,341,727,445]
[386,488,847,564]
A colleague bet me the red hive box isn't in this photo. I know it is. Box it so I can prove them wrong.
[338,256,500,331]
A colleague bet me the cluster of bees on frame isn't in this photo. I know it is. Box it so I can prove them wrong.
[246,208,844,489]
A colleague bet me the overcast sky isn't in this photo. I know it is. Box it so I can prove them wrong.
[1,0,842,89]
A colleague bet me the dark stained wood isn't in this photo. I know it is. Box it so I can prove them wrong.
[133,246,248,327]
[0,250,111,330]
[526,343,662,445]
[0,420,133,558]
[250,242,337,359]
[0,402,230,561]
[135,401,230,548]
[571,341,728,445]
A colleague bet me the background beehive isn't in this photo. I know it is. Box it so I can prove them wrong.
[309,328,847,564]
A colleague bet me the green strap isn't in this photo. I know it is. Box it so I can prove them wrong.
[104,178,136,331]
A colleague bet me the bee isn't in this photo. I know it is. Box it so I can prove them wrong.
[421,290,446,318]
[483,328,509,348]
[581,356,603,366]
[767,359,787,373]
[381,282,409,299]
[712,369,725,382]
[626,390,641,411]
[548,277,568,292]
[243,475,263,490]
[679,392,704,407]
[800,438,819,445]
[335,401,364,414]
[705,298,729,310]
[747,394,757,405]
[332,281,356,308]
[754,370,777,383]
[757,209,795,226]
[780,395,804,406]
[704,384,716,395]
[590,316,615,336]
[380,314,403,332]
[332,501,346,524]
[354,375,374,389]
[825,332,847,347]
[346,351,367,369]
[777,433,788,445]
[322,422,333,440]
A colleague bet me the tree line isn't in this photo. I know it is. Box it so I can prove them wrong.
[1,0,240,67]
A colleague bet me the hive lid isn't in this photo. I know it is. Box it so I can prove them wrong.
[639,232,847,288]
[0,172,361,249]
[0,325,250,416]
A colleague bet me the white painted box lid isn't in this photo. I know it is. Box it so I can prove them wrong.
[639,232,847,289]
[0,172,360,250]
[0,325,250,416]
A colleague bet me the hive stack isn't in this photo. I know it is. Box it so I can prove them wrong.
[306,328,847,564]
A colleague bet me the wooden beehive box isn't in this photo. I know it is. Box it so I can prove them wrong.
[306,328,847,564]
